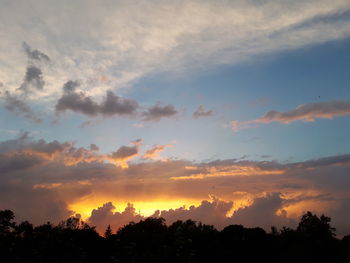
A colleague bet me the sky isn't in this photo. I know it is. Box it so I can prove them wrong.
[1,0,350,235]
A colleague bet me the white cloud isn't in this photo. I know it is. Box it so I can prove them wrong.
[1,0,350,107]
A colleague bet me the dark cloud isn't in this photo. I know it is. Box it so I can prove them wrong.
[154,197,233,229]
[90,144,99,151]
[22,42,50,63]
[63,80,80,93]
[0,153,44,173]
[18,65,45,92]
[229,193,294,229]
[109,142,141,168]
[290,154,350,169]
[100,91,139,116]
[142,103,178,121]
[3,91,42,123]
[56,91,100,116]
[111,145,138,159]
[56,81,139,117]
[192,105,214,118]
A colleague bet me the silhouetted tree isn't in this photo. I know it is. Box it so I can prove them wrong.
[0,209,349,262]
[297,211,336,240]
[104,224,113,238]
[0,209,15,233]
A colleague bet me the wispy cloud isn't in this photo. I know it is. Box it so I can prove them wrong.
[192,105,214,119]
[231,100,350,131]
[143,144,172,160]
[1,0,350,102]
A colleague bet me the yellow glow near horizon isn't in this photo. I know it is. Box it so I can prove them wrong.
[69,197,203,220]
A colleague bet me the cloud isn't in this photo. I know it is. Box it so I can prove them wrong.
[22,41,50,63]
[1,134,350,234]
[258,101,350,124]
[0,42,50,122]
[18,65,45,92]
[0,152,44,173]
[0,132,103,166]
[229,193,294,229]
[143,144,172,160]
[109,140,142,168]
[231,100,350,131]
[89,202,143,233]
[100,91,139,116]
[153,196,233,229]
[192,105,214,119]
[170,164,285,180]
[3,91,42,123]
[142,103,178,121]
[2,0,350,102]
[56,81,139,117]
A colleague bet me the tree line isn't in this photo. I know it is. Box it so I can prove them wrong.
[1,209,350,262]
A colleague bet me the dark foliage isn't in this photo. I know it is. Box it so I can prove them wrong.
[0,210,349,262]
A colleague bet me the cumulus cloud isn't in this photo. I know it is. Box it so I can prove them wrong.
[56,80,139,117]
[231,100,350,131]
[89,202,143,233]
[0,132,103,167]
[192,105,214,119]
[142,103,178,121]
[109,140,142,168]
[153,196,233,229]
[230,193,294,229]
[143,144,172,160]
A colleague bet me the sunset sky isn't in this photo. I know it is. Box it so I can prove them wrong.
[1,0,350,235]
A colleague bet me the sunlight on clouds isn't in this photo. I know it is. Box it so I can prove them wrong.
[69,197,202,220]
[171,165,285,180]
[281,200,337,219]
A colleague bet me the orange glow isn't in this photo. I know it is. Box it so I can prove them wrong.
[69,197,202,220]
[281,200,337,218]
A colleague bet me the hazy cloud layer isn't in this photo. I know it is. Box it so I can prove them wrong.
[2,0,350,101]
[231,100,350,131]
